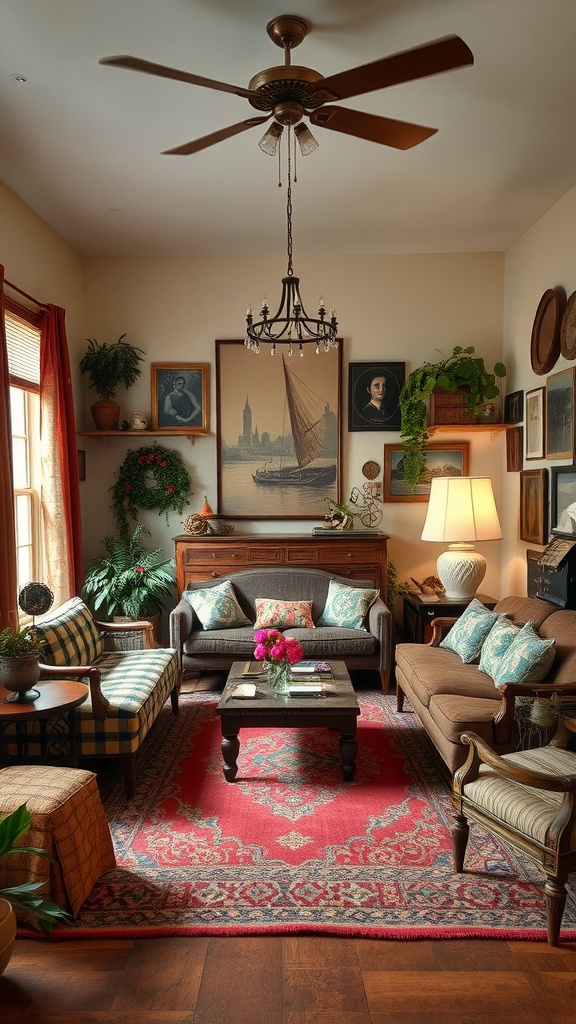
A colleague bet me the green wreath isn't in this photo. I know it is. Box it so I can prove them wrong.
[111,443,192,535]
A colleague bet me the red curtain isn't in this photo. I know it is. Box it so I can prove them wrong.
[40,304,84,600]
[0,265,19,628]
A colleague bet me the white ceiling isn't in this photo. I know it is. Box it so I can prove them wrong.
[2,0,576,258]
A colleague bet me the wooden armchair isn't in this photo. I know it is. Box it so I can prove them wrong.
[451,717,576,945]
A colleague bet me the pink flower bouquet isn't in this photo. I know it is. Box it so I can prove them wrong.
[253,628,303,667]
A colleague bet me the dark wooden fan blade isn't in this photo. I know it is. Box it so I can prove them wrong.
[310,106,437,149]
[99,55,261,101]
[308,35,473,102]
[162,117,271,155]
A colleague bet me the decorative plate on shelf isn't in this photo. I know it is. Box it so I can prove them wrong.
[560,290,576,360]
[530,287,566,375]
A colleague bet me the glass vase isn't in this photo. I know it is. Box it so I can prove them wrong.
[266,660,291,695]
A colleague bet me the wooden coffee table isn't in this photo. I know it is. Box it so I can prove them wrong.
[216,660,360,783]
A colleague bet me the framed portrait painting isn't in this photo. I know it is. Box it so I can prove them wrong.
[520,468,547,545]
[504,389,524,424]
[546,367,575,460]
[348,362,405,431]
[383,442,469,502]
[151,363,210,434]
[525,386,545,460]
[550,465,576,539]
[216,340,341,519]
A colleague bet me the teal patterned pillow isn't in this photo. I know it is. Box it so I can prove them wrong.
[317,579,378,631]
[439,598,500,664]
[183,580,251,630]
[478,617,520,679]
[492,621,556,686]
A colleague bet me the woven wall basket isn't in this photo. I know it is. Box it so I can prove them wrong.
[429,386,477,425]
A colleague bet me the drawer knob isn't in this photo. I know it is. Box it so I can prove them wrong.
[211,572,219,578]
[231,553,237,559]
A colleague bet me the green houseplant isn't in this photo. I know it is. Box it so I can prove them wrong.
[399,346,506,491]
[0,626,42,704]
[79,333,145,429]
[81,524,176,624]
[1,803,70,972]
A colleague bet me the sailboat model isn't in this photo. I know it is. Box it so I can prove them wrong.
[252,357,337,487]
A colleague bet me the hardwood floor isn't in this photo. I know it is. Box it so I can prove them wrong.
[2,935,576,1023]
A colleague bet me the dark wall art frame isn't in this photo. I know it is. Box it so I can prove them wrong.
[504,389,524,424]
[216,339,342,519]
[525,386,545,460]
[151,362,210,434]
[546,366,575,460]
[506,426,523,472]
[383,442,469,502]
[550,464,576,539]
[520,468,548,545]
[348,361,405,432]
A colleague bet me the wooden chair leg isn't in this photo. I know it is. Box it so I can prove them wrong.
[451,812,470,873]
[544,876,567,946]
[119,752,137,799]
[170,679,181,715]
[379,669,389,693]
[396,684,405,712]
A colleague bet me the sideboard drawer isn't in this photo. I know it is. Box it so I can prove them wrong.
[183,546,247,566]
[246,546,283,563]
[285,546,320,564]
[317,545,378,565]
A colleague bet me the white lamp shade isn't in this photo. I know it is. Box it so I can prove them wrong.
[421,477,502,600]
[421,477,502,543]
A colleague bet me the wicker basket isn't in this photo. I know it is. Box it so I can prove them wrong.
[429,386,477,425]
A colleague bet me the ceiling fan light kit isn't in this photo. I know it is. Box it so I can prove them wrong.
[99,15,473,356]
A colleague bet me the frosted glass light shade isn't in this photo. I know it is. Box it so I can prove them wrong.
[421,477,502,600]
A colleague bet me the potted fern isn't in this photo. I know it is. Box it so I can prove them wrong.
[81,524,175,640]
[1,803,70,973]
[399,346,506,491]
[79,334,145,430]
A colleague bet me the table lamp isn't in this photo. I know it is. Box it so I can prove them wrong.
[421,477,502,600]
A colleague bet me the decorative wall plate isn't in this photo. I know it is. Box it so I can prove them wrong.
[530,287,566,375]
[560,290,576,360]
[362,460,380,480]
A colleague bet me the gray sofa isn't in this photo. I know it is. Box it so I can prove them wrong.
[169,567,392,690]
[395,595,576,775]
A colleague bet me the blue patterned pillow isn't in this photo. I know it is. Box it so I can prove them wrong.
[439,598,500,664]
[317,579,378,631]
[492,621,555,686]
[478,617,520,678]
[183,579,251,630]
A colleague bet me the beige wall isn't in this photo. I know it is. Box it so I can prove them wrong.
[501,184,576,595]
[80,252,504,596]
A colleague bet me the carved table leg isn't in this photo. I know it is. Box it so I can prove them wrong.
[339,731,357,782]
[544,877,567,946]
[221,732,240,782]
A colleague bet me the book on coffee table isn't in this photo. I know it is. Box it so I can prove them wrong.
[291,661,332,674]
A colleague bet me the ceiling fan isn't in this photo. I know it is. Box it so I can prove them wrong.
[99,14,473,156]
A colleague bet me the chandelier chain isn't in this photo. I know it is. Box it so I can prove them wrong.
[286,131,294,276]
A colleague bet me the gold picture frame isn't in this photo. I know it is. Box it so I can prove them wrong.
[151,363,210,434]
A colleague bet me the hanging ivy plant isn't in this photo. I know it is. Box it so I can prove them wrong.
[111,443,192,535]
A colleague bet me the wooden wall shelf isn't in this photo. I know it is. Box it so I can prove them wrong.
[427,423,511,438]
[77,430,199,443]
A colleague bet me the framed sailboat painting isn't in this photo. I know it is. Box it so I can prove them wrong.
[216,339,342,519]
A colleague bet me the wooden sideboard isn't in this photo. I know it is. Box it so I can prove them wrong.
[173,533,389,601]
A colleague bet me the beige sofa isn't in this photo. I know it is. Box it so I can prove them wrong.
[394,596,576,774]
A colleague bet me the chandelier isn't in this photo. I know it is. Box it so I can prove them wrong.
[244,126,338,356]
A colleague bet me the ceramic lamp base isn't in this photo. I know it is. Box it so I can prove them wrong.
[436,544,487,601]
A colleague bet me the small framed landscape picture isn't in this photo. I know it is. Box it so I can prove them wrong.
[525,386,545,460]
[551,464,576,539]
[151,363,210,434]
[520,468,547,545]
[348,362,405,431]
[383,442,469,502]
[546,367,575,460]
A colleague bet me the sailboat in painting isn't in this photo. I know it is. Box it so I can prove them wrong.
[252,356,337,487]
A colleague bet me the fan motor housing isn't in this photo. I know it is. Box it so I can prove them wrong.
[247,65,327,113]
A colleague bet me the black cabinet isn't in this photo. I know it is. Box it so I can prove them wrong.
[402,592,497,644]
[527,540,576,609]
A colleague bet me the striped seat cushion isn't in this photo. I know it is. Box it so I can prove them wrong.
[463,745,576,846]
[36,597,104,667]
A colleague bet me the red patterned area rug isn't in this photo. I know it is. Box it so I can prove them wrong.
[52,690,576,941]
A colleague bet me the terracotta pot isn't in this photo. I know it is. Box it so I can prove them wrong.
[90,401,121,430]
[0,898,16,976]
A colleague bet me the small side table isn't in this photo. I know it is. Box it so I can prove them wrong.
[0,680,89,767]
[402,592,497,644]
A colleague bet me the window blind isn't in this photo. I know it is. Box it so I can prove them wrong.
[5,304,41,387]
